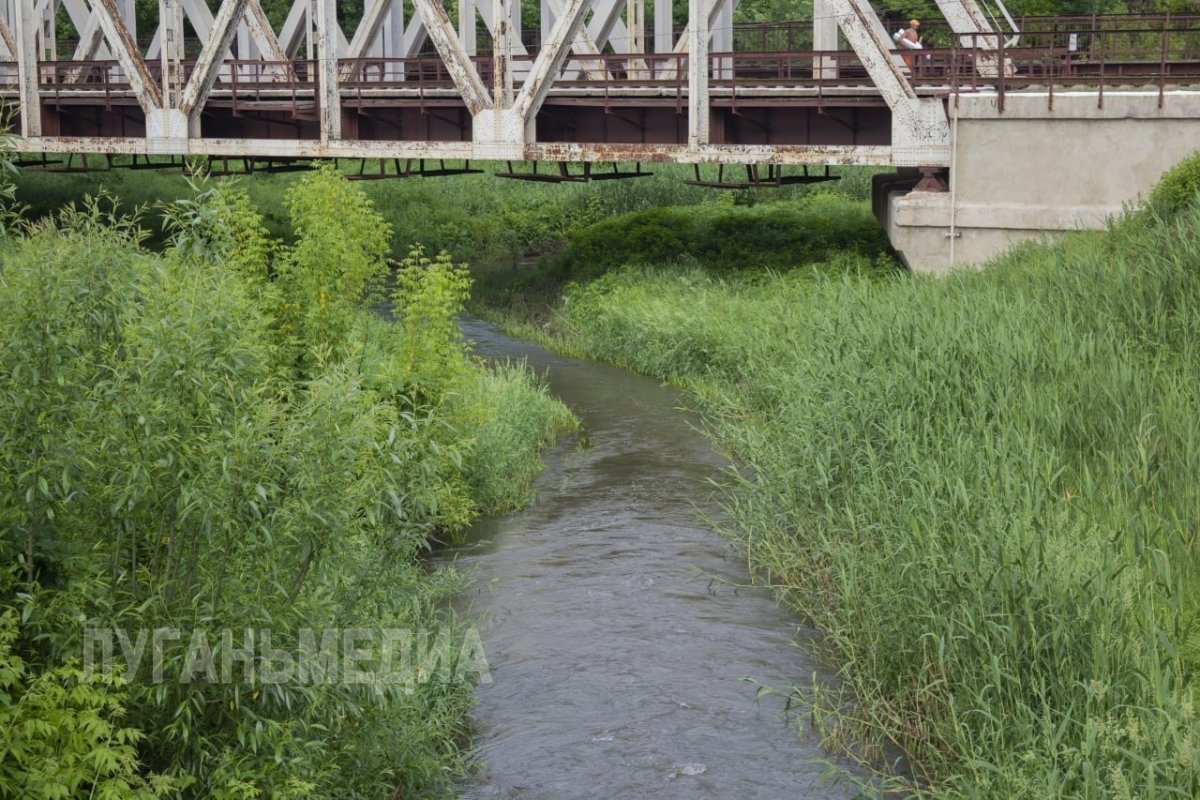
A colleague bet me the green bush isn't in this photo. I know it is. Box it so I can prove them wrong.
[13,162,882,265]
[1147,149,1200,217]
[0,170,573,798]
[0,603,179,799]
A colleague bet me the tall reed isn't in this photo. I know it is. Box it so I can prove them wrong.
[545,190,1200,796]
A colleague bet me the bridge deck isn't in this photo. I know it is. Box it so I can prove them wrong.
[3,14,1199,164]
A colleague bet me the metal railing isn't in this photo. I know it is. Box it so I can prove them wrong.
[18,14,1199,116]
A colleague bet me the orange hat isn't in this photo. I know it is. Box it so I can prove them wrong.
[910,18,921,26]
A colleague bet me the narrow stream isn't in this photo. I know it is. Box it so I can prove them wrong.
[447,317,862,799]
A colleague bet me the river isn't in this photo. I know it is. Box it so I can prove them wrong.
[445,317,863,799]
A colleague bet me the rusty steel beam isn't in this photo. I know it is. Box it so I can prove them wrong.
[492,0,513,107]
[458,0,475,54]
[514,0,592,121]
[671,0,723,54]
[277,0,348,59]
[145,0,287,66]
[473,0,531,80]
[933,0,1014,77]
[653,0,720,81]
[88,0,163,111]
[10,134,893,166]
[180,0,251,119]
[412,0,491,115]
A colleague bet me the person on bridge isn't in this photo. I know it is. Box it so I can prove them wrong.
[896,19,922,70]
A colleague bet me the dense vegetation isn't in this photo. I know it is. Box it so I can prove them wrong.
[12,136,1200,797]
[486,157,1200,797]
[0,165,574,797]
[12,161,874,263]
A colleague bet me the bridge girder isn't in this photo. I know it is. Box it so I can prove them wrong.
[0,0,974,167]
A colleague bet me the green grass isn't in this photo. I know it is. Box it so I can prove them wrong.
[12,159,876,262]
[505,169,1200,797]
[469,192,898,325]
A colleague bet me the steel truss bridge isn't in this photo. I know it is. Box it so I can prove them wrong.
[0,0,1197,173]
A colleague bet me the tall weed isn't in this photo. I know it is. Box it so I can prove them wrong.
[543,184,1200,796]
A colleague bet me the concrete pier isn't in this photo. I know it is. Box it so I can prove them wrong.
[878,91,1200,273]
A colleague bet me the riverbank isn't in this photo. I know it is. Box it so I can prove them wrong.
[0,171,574,798]
[474,160,1200,796]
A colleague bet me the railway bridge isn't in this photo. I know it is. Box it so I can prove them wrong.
[0,0,1198,270]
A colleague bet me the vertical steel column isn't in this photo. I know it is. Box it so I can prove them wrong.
[713,0,731,77]
[120,0,136,39]
[305,0,315,61]
[237,19,255,81]
[381,0,403,78]
[625,0,645,77]
[627,0,643,52]
[460,0,476,55]
[813,0,838,79]
[315,0,341,140]
[160,0,185,108]
[508,0,520,58]
[653,0,672,53]
[541,0,555,50]
[14,0,40,136]
[492,0,513,106]
[39,0,55,60]
[687,0,708,146]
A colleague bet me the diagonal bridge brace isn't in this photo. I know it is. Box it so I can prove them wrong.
[824,0,951,166]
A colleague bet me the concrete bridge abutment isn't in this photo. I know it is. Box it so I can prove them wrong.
[877,91,1200,274]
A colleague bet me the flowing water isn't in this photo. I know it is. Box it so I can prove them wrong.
[448,318,863,800]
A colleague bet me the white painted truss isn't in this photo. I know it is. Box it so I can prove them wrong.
[0,0,1004,166]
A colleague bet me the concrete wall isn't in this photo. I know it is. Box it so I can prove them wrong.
[881,90,1200,274]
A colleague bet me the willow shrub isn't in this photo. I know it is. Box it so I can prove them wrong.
[546,179,1200,796]
[0,170,572,797]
